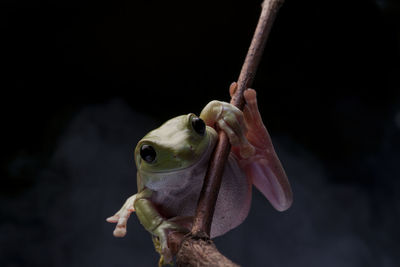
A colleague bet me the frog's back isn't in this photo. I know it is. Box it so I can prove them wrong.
[150,153,252,238]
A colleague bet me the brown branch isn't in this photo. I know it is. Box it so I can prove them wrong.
[175,233,240,267]
[167,0,284,265]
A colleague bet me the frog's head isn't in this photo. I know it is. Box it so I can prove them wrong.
[135,113,213,173]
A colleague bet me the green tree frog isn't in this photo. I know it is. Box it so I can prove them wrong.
[107,83,293,265]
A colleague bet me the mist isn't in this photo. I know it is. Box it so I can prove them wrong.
[2,0,399,266]
[1,98,398,267]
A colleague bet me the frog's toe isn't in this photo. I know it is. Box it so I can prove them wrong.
[216,104,256,158]
[153,234,173,266]
[113,225,127,237]
[217,119,240,145]
[106,215,119,223]
[107,194,136,235]
[109,207,134,237]
[244,88,257,103]
[243,89,264,132]
[218,104,246,138]
[161,247,173,266]
[219,121,255,159]
[229,81,238,97]
[153,219,189,266]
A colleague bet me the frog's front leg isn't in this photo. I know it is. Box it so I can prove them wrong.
[134,189,189,266]
[200,98,255,159]
[106,194,137,237]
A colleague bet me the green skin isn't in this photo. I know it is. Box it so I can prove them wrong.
[133,113,218,265]
[106,100,253,265]
[106,89,293,266]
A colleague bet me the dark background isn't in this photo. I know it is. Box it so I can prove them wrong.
[1,0,400,266]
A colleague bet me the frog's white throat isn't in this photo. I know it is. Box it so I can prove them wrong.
[143,135,217,192]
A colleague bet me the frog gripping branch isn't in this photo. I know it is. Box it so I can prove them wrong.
[106,0,289,266]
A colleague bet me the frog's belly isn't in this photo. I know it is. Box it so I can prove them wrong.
[151,153,252,238]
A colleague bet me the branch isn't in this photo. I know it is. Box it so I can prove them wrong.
[167,0,284,265]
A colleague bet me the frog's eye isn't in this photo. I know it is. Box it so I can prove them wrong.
[191,116,206,136]
[140,145,156,163]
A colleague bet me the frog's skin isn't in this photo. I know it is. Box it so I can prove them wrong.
[107,83,293,266]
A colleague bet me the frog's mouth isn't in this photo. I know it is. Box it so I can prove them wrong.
[139,126,217,173]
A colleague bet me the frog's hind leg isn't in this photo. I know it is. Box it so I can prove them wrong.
[230,83,293,211]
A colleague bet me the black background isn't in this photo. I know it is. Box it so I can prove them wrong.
[1,0,400,266]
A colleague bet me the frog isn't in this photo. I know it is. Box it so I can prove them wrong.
[106,82,293,266]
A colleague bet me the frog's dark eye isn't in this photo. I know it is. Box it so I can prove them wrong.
[140,145,156,163]
[191,116,206,136]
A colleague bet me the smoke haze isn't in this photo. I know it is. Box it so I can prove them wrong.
[1,99,398,266]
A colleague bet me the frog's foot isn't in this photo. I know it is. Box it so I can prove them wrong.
[244,90,274,150]
[200,96,255,159]
[153,219,190,266]
[230,82,293,211]
[106,194,136,237]
[229,82,272,150]
[152,236,171,267]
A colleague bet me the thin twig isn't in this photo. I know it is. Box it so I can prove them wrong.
[167,0,285,265]
[193,0,284,238]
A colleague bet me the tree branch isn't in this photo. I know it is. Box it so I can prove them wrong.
[167,0,285,265]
